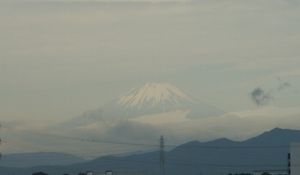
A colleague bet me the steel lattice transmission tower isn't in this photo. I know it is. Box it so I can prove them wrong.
[160,135,165,175]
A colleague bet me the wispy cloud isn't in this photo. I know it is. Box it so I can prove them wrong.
[250,87,273,106]
[250,78,292,106]
[277,78,291,91]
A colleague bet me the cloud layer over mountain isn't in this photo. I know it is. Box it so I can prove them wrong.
[3,106,300,157]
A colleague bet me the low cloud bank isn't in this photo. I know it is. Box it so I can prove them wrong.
[2,106,300,157]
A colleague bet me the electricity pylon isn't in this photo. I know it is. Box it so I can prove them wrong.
[160,135,165,175]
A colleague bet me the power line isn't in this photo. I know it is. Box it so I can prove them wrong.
[160,136,165,175]
[35,133,297,149]
[38,133,159,147]
[64,158,290,169]
[0,132,294,170]
[0,154,292,169]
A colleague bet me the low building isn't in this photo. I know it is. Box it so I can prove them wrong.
[289,143,300,175]
[86,171,94,175]
[105,170,113,175]
[253,170,287,175]
[32,172,49,175]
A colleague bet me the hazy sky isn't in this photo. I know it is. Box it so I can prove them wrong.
[1,0,300,156]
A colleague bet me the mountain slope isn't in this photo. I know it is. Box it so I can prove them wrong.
[108,82,224,119]
[0,152,86,168]
[245,127,300,145]
[68,82,224,129]
[1,128,299,175]
[118,82,194,108]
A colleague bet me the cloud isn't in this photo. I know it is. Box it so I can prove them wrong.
[250,87,272,106]
[277,78,291,91]
[250,78,292,106]
[3,106,300,157]
[85,106,300,143]
[284,0,300,5]
[104,120,162,142]
[1,0,300,157]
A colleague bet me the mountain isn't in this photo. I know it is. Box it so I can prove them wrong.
[106,82,223,119]
[1,128,299,175]
[68,82,224,127]
[0,152,86,168]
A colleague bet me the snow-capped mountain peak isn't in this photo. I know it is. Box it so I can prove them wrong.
[118,82,194,108]
[70,82,224,127]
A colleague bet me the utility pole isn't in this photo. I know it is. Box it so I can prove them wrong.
[160,135,165,175]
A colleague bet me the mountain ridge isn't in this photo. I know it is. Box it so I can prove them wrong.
[1,127,299,175]
[0,152,86,168]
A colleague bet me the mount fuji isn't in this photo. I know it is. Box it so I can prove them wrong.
[69,82,224,127]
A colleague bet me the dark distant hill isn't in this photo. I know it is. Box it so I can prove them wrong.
[0,152,86,168]
[1,128,299,175]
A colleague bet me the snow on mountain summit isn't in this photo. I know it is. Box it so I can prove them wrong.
[100,82,224,119]
[118,82,194,108]
[70,82,224,126]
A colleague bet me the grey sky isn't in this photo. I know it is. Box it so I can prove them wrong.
[1,0,300,156]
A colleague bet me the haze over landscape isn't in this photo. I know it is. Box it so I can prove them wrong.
[1,0,300,174]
